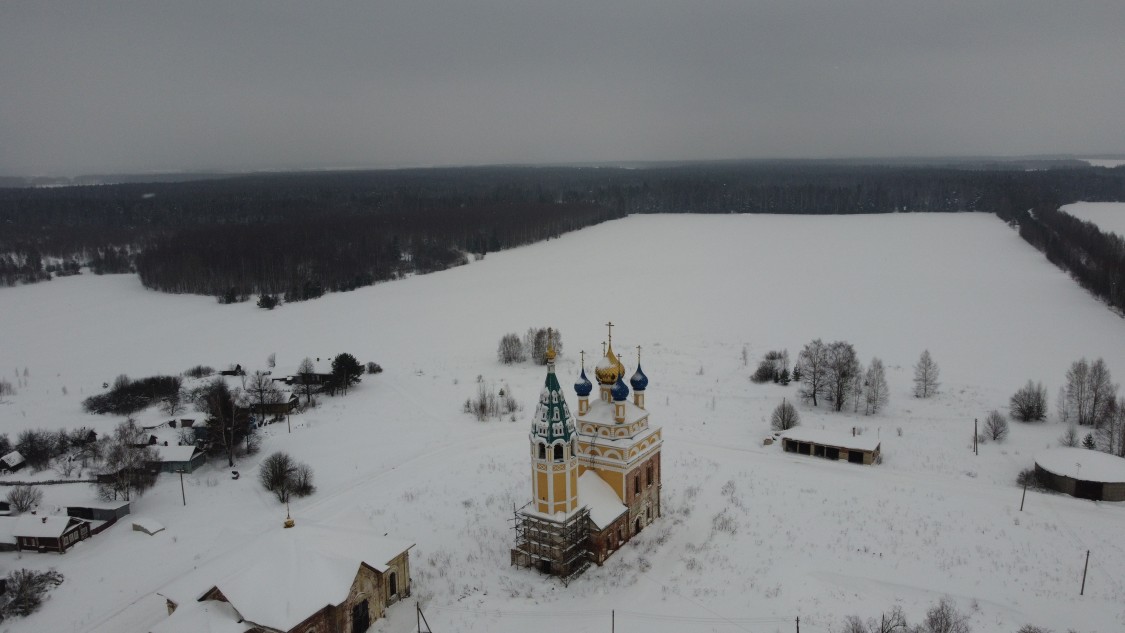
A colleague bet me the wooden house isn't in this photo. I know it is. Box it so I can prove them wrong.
[148,445,207,474]
[11,515,91,553]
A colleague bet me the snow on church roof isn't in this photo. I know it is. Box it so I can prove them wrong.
[577,471,627,530]
[158,521,412,633]
[149,598,245,633]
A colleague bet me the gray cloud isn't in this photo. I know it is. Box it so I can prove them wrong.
[2,0,1124,175]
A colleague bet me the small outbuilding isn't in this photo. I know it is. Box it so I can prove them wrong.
[1034,447,1125,501]
[0,451,26,473]
[781,428,881,465]
[68,501,131,523]
[148,445,207,474]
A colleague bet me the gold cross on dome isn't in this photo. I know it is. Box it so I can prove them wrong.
[605,321,614,345]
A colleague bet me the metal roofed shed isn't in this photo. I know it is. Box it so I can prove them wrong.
[1035,447,1125,501]
[780,428,882,465]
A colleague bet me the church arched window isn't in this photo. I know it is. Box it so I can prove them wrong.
[538,443,546,460]
[554,444,564,461]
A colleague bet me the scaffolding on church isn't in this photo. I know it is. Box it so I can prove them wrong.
[510,502,591,584]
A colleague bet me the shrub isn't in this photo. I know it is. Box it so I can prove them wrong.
[1010,380,1048,422]
[183,365,214,379]
[497,333,526,364]
[256,294,280,309]
[770,398,800,431]
[6,485,42,513]
[983,410,1009,442]
[366,362,383,374]
[2,569,64,618]
[1017,467,1045,490]
[82,374,182,415]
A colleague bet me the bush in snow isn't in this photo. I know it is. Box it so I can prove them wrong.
[751,350,788,384]
[5,486,42,514]
[1009,380,1048,422]
[497,333,526,364]
[183,365,214,379]
[365,361,383,374]
[1059,424,1080,448]
[917,597,970,633]
[1,569,64,620]
[1083,433,1097,450]
[770,398,799,431]
[983,410,1008,442]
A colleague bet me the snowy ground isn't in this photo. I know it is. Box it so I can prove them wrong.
[2,213,1125,633]
[1080,159,1125,169]
[1062,201,1125,239]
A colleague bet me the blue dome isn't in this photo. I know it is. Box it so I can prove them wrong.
[630,363,649,391]
[574,368,593,397]
[611,376,629,401]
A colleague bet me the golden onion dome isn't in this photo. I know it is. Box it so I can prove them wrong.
[594,344,626,385]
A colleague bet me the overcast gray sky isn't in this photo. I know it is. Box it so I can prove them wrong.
[2,0,1124,175]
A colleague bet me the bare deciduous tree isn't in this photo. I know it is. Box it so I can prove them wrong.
[984,410,1009,442]
[95,419,158,501]
[770,398,800,431]
[864,358,890,415]
[497,333,526,364]
[916,597,970,633]
[1065,358,1118,427]
[825,341,860,412]
[6,485,42,513]
[913,350,940,398]
[797,339,829,407]
[296,357,318,405]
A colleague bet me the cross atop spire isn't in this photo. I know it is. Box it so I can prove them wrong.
[580,350,585,369]
[636,345,642,364]
[606,321,615,346]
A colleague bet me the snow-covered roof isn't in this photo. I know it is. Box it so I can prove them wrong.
[11,515,83,538]
[781,428,881,452]
[1035,447,1125,483]
[152,445,200,463]
[577,471,627,530]
[149,598,246,633]
[159,521,412,632]
[132,517,165,535]
[1,451,25,468]
[578,398,649,427]
[0,518,15,545]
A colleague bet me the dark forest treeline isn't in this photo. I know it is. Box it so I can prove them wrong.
[1,162,1124,305]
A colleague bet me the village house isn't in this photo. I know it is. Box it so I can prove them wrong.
[147,444,208,474]
[0,450,26,473]
[153,521,413,633]
[0,515,92,554]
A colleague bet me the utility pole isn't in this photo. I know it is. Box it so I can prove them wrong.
[796,615,800,633]
[1081,550,1090,595]
[973,419,978,455]
[612,609,615,633]
[1020,482,1027,511]
[177,469,186,506]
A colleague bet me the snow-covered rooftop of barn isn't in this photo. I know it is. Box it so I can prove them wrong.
[781,428,882,452]
[149,598,245,633]
[1035,447,1125,483]
[157,521,412,632]
[577,471,627,529]
[1,451,24,468]
[152,445,200,462]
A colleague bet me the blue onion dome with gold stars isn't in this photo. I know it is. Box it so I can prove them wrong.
[574,368,593,397]
[611,376,629,402]
[630,363,648,392]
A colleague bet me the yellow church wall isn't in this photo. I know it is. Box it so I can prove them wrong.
[594,469,625,501]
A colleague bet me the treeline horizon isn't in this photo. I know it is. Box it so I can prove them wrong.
[1,162,1123,309]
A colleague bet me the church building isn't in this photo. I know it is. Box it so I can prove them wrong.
[511,324,662,580]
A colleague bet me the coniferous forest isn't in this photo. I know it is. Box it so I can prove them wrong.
[0,160,1123,312]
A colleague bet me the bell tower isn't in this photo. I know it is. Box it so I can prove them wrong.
[529,330,579,515]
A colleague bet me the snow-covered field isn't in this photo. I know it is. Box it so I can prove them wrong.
[1062,201,1125,239]
[2,213,1125,633]
[1080,159,1125,169]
